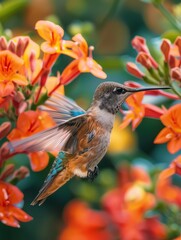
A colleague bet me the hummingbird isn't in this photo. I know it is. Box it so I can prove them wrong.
[8,82,170,205]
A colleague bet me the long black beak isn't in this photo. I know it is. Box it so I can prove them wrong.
[128,86,170,93]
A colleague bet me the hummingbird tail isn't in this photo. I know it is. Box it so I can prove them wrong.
[31,152,73,206]
[31,167,73,206]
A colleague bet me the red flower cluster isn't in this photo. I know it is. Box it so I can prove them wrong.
[120,36,181,186]
[126,36,181,89]
[59,201,113,240]
[0,172,32,227]
[58,165,168,240]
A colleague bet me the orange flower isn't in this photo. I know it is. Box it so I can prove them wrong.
[35,20,64,54]
[48,34,107,94]
[7,110,55,171]
[0,50,28,97]
[159,155,181,180]
[59,200,113,240]
[44,75,64,95]
[60,34,107,85]
[174,236,181,240]
[154,104,181,154]
[102,166,165,240]
[156,177,181,207]
[0,181,32,227]
[120,91,164,130]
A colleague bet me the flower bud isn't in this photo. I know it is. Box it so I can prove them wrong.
[0,122,11,140]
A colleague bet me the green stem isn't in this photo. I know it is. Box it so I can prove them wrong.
[98,0,125,28]
[154,3,181,32]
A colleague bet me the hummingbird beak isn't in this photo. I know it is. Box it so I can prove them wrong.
[128,86,170,93]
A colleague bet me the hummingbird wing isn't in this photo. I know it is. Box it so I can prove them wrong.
[31,151,73,206]
[8,115,87,153]
[38,93,86,124]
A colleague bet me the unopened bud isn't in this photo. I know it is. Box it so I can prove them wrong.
[0,122,11,140]
[0,164,15,180]
[13,91,25,103]
[0,37,7,50]
[13,166,30,180]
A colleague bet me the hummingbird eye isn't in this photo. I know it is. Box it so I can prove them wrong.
[113,87,126,95]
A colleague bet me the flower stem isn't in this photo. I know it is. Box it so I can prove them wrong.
[154,3,181,32]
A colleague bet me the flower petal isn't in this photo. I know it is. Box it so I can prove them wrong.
[126,62,144,78]
[161,104,181,131]
[144,104,164,118]
[160,39,171,62]
[154,127,171,144]
[158,168,175,180]
[0,82,14,97]
[167,137,181,154]
[28,152,49,171]
[0,210,20,228]
[119,112,133,129]
[72,33,88,57]
[12,73,28,86]
[9,205,33,222]
[131,36,149,53]
[35,20,64,53]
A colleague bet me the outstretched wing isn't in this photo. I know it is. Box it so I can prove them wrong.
[8,115,87,153]
[38,93,86,124]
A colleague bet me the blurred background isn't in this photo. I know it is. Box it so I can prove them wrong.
[0,0,180,239]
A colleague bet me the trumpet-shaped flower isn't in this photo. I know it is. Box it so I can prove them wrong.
[0,50,28,97]
[35,20,64,54]
[154,104,181,154]
[59,34,107,85]
[7,110,55,171]
[0,181,32,227]
[120,91,164,130]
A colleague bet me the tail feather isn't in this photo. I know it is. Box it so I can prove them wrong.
[31,151,73,206]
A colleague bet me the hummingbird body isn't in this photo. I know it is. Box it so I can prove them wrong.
[8,82,170,205]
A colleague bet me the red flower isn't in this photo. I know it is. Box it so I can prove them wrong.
[131,36,150,54]
[0,181,32,227]
[102,166,165,240]
[59,200,113,240]
[154,104,181,154]
[136,52,158,69]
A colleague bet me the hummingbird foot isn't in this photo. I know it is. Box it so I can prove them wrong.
[87,166,99,181]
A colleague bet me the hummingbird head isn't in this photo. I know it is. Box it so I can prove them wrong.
[92,81,170,114]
